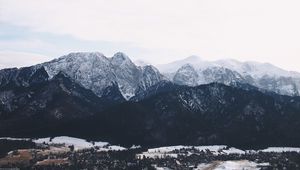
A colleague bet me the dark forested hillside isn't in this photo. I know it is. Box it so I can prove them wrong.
[1,66,300,149]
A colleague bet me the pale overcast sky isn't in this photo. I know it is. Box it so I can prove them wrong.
[0,0,300,71]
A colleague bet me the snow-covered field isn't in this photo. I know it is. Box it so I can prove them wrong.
[196,160,269,170]
[154,160,269,170]
[137,145,300,160]
[259,147,300,153]
[2,136,300,154]
[0,136,126,151]
[0,137,31,141]
[33,136,110,150]
[137,145,246,159]
[147,145,227,154]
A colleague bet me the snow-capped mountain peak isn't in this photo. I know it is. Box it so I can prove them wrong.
[156,56,300,96]
[158,56,300,78]
[111,52,133,66]
[39,52,115,97]
[173,64,199,86]
[157,55,211,73]
[36,52,163,100]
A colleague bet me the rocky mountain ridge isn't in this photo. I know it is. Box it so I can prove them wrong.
[38,52,164,100]
[157,56,300,96]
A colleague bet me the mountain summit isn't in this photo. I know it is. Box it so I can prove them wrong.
[38,52,164,100]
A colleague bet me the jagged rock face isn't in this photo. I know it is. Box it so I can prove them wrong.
[168,63,300,96]
[0,67,49,115]
[110,52,141,99]
[132,80,181,101]
[139,65,164,91]
[38,52,164,100]
[173,64,199,86]
[158,56,300,96]
[173,65,247,87]
[258,76,300,96]
[110,53,164,99]
[39,52,116,97]
[0,66,125,120]
[0,67,49,89]
[201,67,247,85]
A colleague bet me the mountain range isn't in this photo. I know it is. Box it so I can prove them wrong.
[1,52,300,148]
[157,56,300,96]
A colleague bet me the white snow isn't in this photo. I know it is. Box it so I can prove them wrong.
[130,145,141,149]
[137,145,300,160]
[196,160,269,170]
[194,145,228,154]
[156,56,300,96]
[147,145,187,153]
[137,145,248,159]
[0,136,128,151]
[259,147,300,153]
[147,145,227,154]
[145,145,244,156]
[157,56,300,79]
[98,145,127,151]
[39,52,163,100]
[136,153,178,159]
[0,137,31,141]
[3,135,300,156]
[33,136,109,150]
[214,160,261,170]
[221,147,245,155]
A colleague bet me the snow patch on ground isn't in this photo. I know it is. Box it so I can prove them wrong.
[98,145,127,152]
[259,147,300,153]
[196,160,269,170]
[137,145,247,159]
[214,160,260,170]
[0,136,128,151]
[137,145,300,160]
[33,136,109,150]
[0,137,31,141]
[2,136,300,154]
[147,145,227,154]
[222,147,245,155]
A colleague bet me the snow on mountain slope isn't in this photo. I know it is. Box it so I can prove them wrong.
[37,52,163,100]
[139,65,164,91]
[157,56,300,79]
[14,52,300,97]
[157,55,212,73]
[173,64,200,86]
[258,75,300,96]
[111,53,164,99]
[110,52,141,99]
[39,52,115,97]
[201,67,247,85]
[1,136,126,151]
[34,136,109,150]
[214,59,300,79]
[173,64,248,87]
[156,56,300,96]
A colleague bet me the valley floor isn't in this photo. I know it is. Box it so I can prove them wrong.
[0,136,300,169]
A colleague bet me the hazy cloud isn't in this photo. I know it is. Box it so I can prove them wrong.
[0,51,52,69]
[0,0,300,71]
